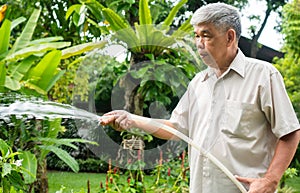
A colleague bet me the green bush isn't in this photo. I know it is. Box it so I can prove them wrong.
[78,159,109,173]
[47,158,108,173]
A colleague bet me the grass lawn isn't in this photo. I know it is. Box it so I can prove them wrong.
[48,171,105,193]
[48,171,155,193]
[48,171,300,193]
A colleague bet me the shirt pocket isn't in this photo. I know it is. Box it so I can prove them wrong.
[222,100,263,140]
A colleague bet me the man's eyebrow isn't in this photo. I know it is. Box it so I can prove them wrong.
[194,29,210,34]
[200,29,210,33]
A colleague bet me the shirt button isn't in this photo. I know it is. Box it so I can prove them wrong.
[203,171,210,177]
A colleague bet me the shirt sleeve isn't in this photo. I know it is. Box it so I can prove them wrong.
[261,71,300,138]
[169,86,190,136]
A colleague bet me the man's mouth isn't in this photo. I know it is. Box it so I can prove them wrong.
[199,52,208,58]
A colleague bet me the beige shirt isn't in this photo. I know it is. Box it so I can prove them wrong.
[170,50,300,193]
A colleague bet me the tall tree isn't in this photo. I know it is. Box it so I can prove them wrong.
[247,0,286,57]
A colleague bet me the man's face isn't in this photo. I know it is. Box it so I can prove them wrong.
[194,23,228,69]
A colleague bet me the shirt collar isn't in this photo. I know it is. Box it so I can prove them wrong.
[201,49,246,82]
[228,49,246,78]
[201,68,215,82]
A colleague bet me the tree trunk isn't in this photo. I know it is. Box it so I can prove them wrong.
[250,7,272,58]
[122,54,146,115]
[34,159,48,193]
[119,54,146,192]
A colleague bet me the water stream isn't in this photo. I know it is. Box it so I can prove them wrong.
[0,100,100,121]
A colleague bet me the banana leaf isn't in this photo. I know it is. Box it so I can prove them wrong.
[18,151,37,184]
[8,55,37,82]
[0,139,10,157]
[10,9,41,53]
[44,70,65,93]
[10,17,26,31]
[61,41,107,59]
[38,145,79,173]
[0,62,6,92]
[5,42,71,61]
[27,50,62,92]
[35,137,98,150]
[0,19,11,55]
[28,37,64,45]
[5,76,20,91]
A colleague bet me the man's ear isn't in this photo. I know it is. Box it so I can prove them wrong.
[226,29,236,46]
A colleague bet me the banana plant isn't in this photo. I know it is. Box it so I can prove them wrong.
[0,8,106,95]
[0,7,105,192]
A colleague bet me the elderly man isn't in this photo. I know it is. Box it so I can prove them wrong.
[101,3,300,193]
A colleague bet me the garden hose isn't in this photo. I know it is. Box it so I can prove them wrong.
[127,114,248,193]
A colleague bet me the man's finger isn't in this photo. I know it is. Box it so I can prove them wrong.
[99,115,116,125]
[235,175,255,184]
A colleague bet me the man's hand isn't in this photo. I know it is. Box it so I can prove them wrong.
[99,110,134,131]
[236,176,277,193]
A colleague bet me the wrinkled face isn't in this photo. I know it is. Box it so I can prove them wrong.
[194,23,228,69]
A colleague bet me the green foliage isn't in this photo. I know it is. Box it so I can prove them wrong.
[274,56,300,118]
[66,0,184,37]
[51,151,189,193]
[67,0,194,56]
[139,0,153,25]
[149,151,189,193]
[278,168,298,193]
[0,0,88,45]
[0,139,34,192]
[277,187,297,193]
[0,9,105,96]
[68,0,200,110]
[281,0,300,55]
[274,0,300,118]
[273,0,300,172]
[0,112,97,192]
[0,6,104,191]
[48,157,109,173]
[65,0,202,157]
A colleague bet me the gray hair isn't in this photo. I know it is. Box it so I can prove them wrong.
[191,3,241,40]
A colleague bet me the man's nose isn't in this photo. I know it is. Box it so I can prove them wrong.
[196,38,205,49]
